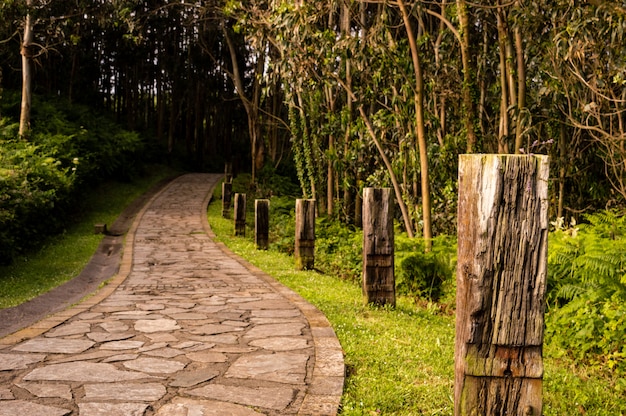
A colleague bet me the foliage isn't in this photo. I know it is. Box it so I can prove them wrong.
[395,234,457,302]
[0,134,74,263]
[0,93,147,264]
[315,216,363,282]
[546,210,626,375]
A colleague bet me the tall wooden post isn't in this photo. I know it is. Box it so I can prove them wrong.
[455,154,549,416]
[295,199,315,270]
[255,199,270,250]
[234,193,246,237]
[222,181,232,218]
[225,162,233,183]
[362,188,395,306]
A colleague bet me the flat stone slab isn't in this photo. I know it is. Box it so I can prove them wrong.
[17,382,72,400]
[185,350,228,363]
[13,338,95,354]
[45,322,91,337]
[155,397,265,416]
[169,368,220,387]
[0,400,70,416]
[134,318,180,333]
[0,386,14,399]
[78,402,149,416]
[144,347,185,358]
[23,362,149,382]
[100,340,145,350]
[87,332,134,342]
[243,322,306,339]
[0,353,46,370]
[187,384,295,411]
[123,357,186,374]
[99,321,129,332]
[225,352,308,384]
[84,383,166,401]
[188,324,244,336]
[249,337,310,351]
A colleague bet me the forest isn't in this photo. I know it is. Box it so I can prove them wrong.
[1,0,625,406]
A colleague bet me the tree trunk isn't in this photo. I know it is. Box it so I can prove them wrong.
[455,154,549,416]
[457,0,478,153]
[19,0,35,138]
[398,0,431,249]
[514,19,527,154]
[496,6,510,154]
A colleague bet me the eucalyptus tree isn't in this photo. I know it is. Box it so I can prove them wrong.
[547,1,626,203]
[18,0,34,138]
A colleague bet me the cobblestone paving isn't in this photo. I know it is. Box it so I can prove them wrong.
[0,174,344,415]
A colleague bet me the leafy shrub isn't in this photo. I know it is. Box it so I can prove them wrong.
[397,252,448,301]
[546,210,626,375]
[0,136,74,263]
[395,234,457,302]
[0,92,148,263]
[315,216,362,281]
[268,196,296,255]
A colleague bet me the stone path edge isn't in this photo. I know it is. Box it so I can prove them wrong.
[200,187,345,415]
[0,174,180,348]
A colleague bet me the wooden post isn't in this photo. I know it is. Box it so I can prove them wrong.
[362,188,395,306]
[255,199,270,250]
[222,181,232,218]
[295,199,315,270]
[455,154,549,416]
[234,193,246,237]
[225,162,233,184]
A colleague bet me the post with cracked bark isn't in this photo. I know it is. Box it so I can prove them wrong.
[234,193,246,237]
[295,199,315,270]
[455,154,549,416]
[362,188,395,307]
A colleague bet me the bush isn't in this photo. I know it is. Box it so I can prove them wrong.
[0,92,148,263]
[546,210,626,375]
[395,234,456,302]
[0,136,74,263]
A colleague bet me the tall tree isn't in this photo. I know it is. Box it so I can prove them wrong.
[18,0,34,138]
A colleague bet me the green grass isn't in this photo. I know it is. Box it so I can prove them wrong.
[207,195,626,415]
[0,165,179,309]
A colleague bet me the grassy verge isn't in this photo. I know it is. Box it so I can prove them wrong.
[207,195,626,415]
[0,165,179,309]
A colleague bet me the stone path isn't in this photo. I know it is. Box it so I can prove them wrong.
[0,173,344,415]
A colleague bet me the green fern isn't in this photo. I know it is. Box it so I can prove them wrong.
[547,209,626,375]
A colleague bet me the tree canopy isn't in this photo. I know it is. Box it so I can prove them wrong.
[2,0,625,240]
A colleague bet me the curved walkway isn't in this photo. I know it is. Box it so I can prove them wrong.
[0,173,344,415]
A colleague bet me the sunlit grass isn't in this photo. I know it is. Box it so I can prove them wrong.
[207,192,626,415]
[0,166,178,309]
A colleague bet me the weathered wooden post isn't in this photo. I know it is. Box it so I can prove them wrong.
[222,181,232,218]
[224,162,233,183]
[255,199,270,250]
[362,188,395,306]
[295,199,315,270]
[455,154,549,416]
[234,193,246,237]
